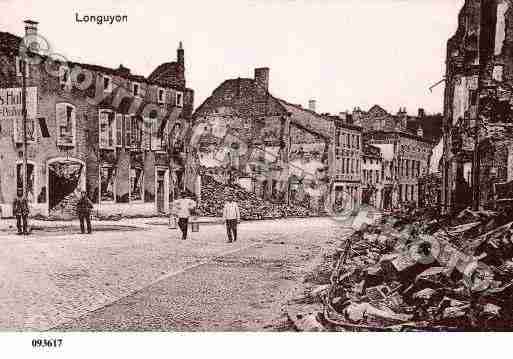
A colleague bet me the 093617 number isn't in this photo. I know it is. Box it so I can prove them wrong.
[32,338,62,348]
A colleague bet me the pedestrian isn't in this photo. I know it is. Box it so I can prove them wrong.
[12,190,29,235]
[77,190,93,234]
[223,195,240,243]
[172,192,197,240]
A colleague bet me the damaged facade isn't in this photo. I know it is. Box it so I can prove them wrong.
[352,105,435,208]
[192,67,362,212]
[443,0,513,213]
[361,143,383,209]
[0,22,194,218]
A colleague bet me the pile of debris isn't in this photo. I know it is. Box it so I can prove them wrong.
[197,175,322,220]
[311,206,513,331]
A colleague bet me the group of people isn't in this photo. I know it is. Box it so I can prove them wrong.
[12,190,94,235]
[172,192,241,243]
[12,189,241,242]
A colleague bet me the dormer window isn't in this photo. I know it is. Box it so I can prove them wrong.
[158,88,165,104]
[132,82,139,97]
[60,66,71,90]
[15,56,29,77]
[103,75,112,92]
[493,65,504,82]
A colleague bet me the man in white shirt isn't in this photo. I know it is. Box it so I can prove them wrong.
[223,196,240,243]
[172,192,197,240]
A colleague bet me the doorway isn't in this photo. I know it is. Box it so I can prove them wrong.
[47,159,84,217]
[155,168,169,214]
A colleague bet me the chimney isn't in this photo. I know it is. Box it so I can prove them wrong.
[308,99,316,112]
[254,67,269,92]
[117,64,131,76]
[418,108,425,118]
[24,20,39,52]
[177,41,184,66]
[24,19,38,36]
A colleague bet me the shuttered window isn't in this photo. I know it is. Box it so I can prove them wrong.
[38,118,50,138]
[115,113,123,147]
[99,110,115,149]
[13,118,35,143]
[125,115,132,148]
[142,118,152,150]
[131,116,142,148]
[56,103,75,146]
[151,118,162,151]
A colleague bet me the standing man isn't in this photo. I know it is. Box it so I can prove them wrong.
[172,192,197,240]
[12,190,29,235]
[77,190,93,234]
[223,196,240,243]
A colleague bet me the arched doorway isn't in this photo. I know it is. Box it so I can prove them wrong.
[47,158,86,217]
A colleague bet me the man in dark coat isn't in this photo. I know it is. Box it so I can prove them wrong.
[77,190,93,234]
[12,191,29,235]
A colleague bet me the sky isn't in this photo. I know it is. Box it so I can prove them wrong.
[0,0,464,116]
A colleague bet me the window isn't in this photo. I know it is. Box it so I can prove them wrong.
[56,103,76,146]
[151,118,163,151]
[176,91,183,107]
[132,82,140,97]
[103,75,112,92]
[60,66,71,90]
[142,118,152,150]
[129,115,142,148]
[15,56,29,77]
[100,165,116,202]
[38,118,50,138]
[115,113,123,147]
[158,88,165,104]
[99,110,116,148]
[16,162,35,202]
[13,118,36,143]
[124,115,132,147]
[130,167,144,201]
[356,135,360,150]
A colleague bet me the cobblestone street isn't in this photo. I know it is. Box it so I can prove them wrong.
[0,217,352,331]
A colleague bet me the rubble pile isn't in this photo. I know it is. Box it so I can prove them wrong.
[197,175,322,220]
[313,206,513,331]
[47,192,80,220]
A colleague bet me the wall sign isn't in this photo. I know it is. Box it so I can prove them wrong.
[0,87,38,121]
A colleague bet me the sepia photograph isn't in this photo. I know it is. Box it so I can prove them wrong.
[0,0,512,357]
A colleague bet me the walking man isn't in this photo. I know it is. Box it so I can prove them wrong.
[223,196,240,243]
[77,190,93,234]
[12,190,29,235]
[172,192,197,240]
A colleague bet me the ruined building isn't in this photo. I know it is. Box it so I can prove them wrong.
[192,67,363,211]
[352,105,436,208]
[0,21,194,218]
[443,0,513,213]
